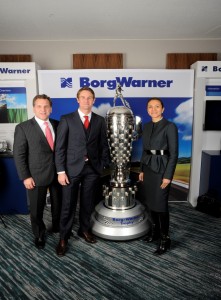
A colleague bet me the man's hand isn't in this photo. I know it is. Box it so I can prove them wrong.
[58,173,70,185]
[23,177,36,190]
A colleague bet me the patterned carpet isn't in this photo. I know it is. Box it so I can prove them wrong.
[0,202,221,300]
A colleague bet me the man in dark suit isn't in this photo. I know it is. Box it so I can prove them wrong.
[13,94,61,249]
[55,86,110,256]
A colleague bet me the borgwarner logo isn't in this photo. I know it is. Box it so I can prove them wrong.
[61,77,72,88]
[201,66,208,72]
[79,76,174,90]
[0,68,31,74]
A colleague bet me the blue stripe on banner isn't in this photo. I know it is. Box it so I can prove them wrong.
[206,92,221,96]
[206,85,221,96]
[0,87,26,94]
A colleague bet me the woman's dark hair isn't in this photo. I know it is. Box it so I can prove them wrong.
[146,97,164,109]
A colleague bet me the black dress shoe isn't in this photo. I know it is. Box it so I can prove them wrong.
[78,231,97,244]
[34,237,45,249]
[56,239,67,256]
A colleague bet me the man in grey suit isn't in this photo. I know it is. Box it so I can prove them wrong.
[13,94,61,249]
[55,87,110,256]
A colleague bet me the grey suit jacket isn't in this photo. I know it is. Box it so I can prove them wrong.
[55,111,110,176]
[13,117,59,186]
[140,118,178,180]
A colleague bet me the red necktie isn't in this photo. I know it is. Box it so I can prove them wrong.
[84,116,89,129]
[44,121,54,150]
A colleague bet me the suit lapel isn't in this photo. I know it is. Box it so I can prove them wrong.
[50,119,56,133]
[73,111,87,139]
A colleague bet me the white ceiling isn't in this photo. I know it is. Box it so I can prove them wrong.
[0,0,221,41]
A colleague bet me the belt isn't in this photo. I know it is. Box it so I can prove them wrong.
[145,150,169,155]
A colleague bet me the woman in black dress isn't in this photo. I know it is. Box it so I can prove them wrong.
[139,97,178,255]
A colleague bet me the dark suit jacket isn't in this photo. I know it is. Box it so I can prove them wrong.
[55,111,110,176]
[140,118,178,180]
[13,117,59,186]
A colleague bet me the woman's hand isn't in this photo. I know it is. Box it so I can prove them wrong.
[160,178,171,189]
[139,172,144,181]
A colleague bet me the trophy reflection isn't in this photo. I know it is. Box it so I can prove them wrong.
[91,84,149,240]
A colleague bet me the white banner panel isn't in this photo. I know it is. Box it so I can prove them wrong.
[0,63,39,149]
[38,69,193,98]
[191,61,221,78]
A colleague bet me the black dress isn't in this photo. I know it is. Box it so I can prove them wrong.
[140,118,178,212]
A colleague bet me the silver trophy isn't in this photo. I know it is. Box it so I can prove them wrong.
[91,84,149,240]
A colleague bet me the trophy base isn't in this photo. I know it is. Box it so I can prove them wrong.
[91,200,149,241]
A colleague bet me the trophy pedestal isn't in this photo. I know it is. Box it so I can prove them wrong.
[91,200,149,241]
